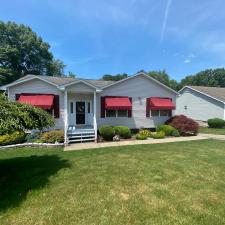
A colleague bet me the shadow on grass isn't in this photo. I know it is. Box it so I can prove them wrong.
[0,155,70,212]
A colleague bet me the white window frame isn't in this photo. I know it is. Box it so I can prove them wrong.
[105,109,128,118]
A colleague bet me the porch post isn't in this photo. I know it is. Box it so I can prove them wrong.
[64,90,68,144]
[93,91,97,142]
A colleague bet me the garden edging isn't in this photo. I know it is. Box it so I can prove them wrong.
[0,142,64,149]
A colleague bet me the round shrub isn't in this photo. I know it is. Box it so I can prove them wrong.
[114,126,131,139]
[166,115,199,136]
[207,118,225,128]
[170,129,180,137]
[40,130,64,143]
[151,131,165,139]
[139,129,151,137]
[156,125,176,136]
[136,133,148,140]
[99,125,115,141]
[0,131,26,146]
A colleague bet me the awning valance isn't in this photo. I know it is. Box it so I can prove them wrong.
[105,97,132,110]
[18,95,54,110]
[148,97,175,110]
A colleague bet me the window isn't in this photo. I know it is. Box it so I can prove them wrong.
[88,102,91,113]
[70,102,74,114]
[151,110,160,117]
[117,110,128,117]
[106,110,116,117]
[160,110,172,117]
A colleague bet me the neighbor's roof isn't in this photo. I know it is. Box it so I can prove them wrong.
[183,86,225,103]
[5,74,115,89]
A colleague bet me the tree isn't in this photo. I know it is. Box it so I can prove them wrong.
[67,71,76,78]
[0,21,65,85]
[102,73,128,81]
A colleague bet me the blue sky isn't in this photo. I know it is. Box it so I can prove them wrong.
[1,0,225,80]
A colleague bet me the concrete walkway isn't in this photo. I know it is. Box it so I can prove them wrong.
[64,135,208,151]
[199,133,225,141]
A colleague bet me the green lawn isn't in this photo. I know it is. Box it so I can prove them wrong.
[199,126,225,135]
[1,140,225,225]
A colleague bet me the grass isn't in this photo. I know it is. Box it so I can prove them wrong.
[1,140,225,225]
[199,126,225,135]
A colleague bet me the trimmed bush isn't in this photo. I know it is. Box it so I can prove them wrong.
[40,130,64,143]
[0,131,26,146]
[171,129,180,137]
[99,125,115,141]
[139,129,151,137]
[136,133,148,140]
[114,126,131,139]
[25,132,40,143]
[151,131,165,139]
[166,115,199,136]
[207,118,225,128]
[156,125,176,136]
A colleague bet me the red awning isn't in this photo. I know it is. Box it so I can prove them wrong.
[148,97,175,110]
[18,95,54,110]
[105,97,132,110]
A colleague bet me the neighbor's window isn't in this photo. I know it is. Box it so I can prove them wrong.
[106,110,117,117]
[117,110,128,117]
[160,110,172,117]
[151,110,160,117]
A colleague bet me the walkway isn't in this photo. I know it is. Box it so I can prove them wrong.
[199,133,225,141]
[64,135,208,151]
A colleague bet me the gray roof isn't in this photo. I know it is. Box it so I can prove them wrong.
[7,74,115,89]
[188,86,225,103]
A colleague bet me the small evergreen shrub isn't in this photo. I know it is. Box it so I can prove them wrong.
[170,129,180,137]
[207,118,225,128]
[156,125,176,136]
[114,126,131,139]
[139,129,151,137]
[166,115,199,136]
[136,133,148,140]
[25,132,40,142]
[40,130,64,143]
[151,131,165,139]
[99,125,115,141]
[0,131,26,146]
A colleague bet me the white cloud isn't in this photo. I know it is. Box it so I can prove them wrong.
[184,59,191,64]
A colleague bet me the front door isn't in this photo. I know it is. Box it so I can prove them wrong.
[76,101,85,124]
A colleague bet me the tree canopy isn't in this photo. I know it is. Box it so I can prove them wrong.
[0,21,65,85]
[102,73,128,81]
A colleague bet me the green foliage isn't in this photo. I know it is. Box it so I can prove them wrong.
[150,131,165,139]
[0,21,65,85]
[40,130,64,143]
[136,133,148,140]
[25,132,40,143]
[0,94,55,134]
[156,125,176,136]
[139,129,151,137]
[0,131,26,146]
[170,129,180,137]
[99,125,115,141]
[114,126,131,139]
[207,118,225,128]
[102,73,128,81]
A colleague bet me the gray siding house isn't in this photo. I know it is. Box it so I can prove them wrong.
[176,86,225,121]
[1,72,177,143]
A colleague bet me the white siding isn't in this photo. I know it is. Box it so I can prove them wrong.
[176,88,224,121]
[8,78,64,129]
[66,82,95,93]
[97,75,177,128]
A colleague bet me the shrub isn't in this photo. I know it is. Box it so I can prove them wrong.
[136,133,148,140]
[170,129,180,137]
[114,126,131,139]
[156,125,176,136]
[151,131,165,139]
[0,131,26,146]
[25,132,40,143]
[99,125,115,141]
[166,115,199,136]
[40,130,64,143]
[207,118,225,128]
[139,129,151,137]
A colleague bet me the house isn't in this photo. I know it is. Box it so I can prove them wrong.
[176,86,225,122]
[1,72,177,143]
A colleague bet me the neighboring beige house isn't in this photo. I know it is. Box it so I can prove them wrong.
[176,86,225,122]
[1,72,177,143]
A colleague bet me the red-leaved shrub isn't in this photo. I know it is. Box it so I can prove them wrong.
[166,115,199,136]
